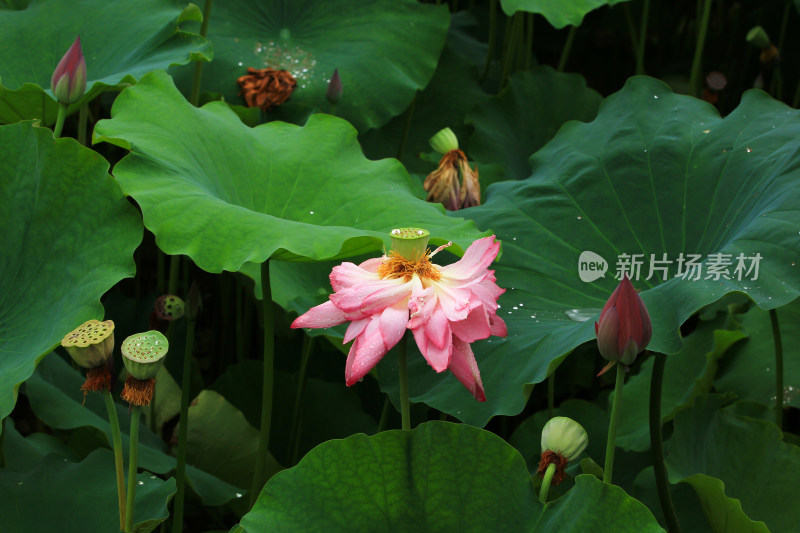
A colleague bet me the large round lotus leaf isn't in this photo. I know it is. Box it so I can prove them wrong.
[0,121,141,433]
[501,0,633,28]
[0,0,210,125]
[667,394,800,533]
[0,449,175,533]
[715,298,800,408]
[93,71,489,272]
[466,67,602,182]
[379,77,800,426]
[240,421,662,532]
[187,0,448,132]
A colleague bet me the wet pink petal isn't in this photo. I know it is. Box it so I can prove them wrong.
[440,236,500,280]
[343,318,369,344]
[379,303,409,349]
[345,318,386,385]
[291,300,346,329]
[448,337,486,401]
[450,304,492,343]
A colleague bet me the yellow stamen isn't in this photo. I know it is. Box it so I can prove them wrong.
[377,250,442,282]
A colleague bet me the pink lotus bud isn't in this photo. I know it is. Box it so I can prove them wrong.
[595,274,651,367]
[326,69,342,105]
[51,36,87,104]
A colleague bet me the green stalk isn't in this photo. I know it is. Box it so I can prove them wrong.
[500,13,524,89]
[236,280,245,364]
[103,391,127,531]
[479,0,498,83]
[603,363,625,484]
[172,309,197,531]
[250,260,275,506]
[547,370,555,419]
[77,105,88,146]
[524,13,534,70]
[124,406,142,532]
[769,309,784,430]
[538,462,557,503]
[396,92,418,160]
[189,0,213,107]
[636,0,650,75]
[377,395,391,432]
[623,4,640,66]
[0,417,6,468]
[398,334,411,431]
[688,0,712,97]
[650,353,681,533]
[288,336,314,465]
[557,26,577,72]
[53,102,67,137]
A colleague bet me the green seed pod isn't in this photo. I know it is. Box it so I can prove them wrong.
[61,319,115,368]
[541,416,588,461]
[154,294,185,321]
[389,227,430,261]
[429,127,459,155]
[121,331,168,380]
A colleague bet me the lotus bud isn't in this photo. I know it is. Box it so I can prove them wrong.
[51,36,87,104]
[595,274,651,374]
[326,69,342,105]
[746,26,771,50]
[429,127,459,155]
[186,281,202,322]
[537,416,588,486]
[154,294,185,321]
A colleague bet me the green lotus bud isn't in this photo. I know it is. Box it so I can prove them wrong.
[541,416,588,461]
[154,294,185,321]
[429,127,459,155]
[746,26,771,50]
[61,319,115,368]
[121,331,168,380]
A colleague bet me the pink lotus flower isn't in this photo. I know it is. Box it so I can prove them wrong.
[291,233,507,401]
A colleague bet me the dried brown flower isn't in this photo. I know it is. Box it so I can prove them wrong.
[237,67,297,111]
[424,149,481,211]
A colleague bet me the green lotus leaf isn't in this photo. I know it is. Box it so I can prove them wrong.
[667,394,800,532]
[466,67,602,182]
[380,77,800,426]
[24,353,244,506]
[0,121,141,433]
[0,449,174,533]
[0,0,210,124]
[715,297,800,408]
[239,421,662,532]
[500,0,634,29]
[93,71,489,273]
[179,0,448,131]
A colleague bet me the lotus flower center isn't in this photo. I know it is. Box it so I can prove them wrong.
[377,251,442,282]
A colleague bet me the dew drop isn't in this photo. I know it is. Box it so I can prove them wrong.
[653,95,659,99]
[137,481,144,486]
[235,492,243,498]
[309,211,314,215]
[702,129,710,134]
[565,308,600,322]
[746,147,752,153]
[577,216,582,220]
[237,61,243,67]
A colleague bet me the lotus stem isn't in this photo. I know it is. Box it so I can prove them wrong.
[636,0,650,75]
[77,105,88,146]
[250,259,275,506]
[557,26,577,72]
[524,13,534,70]
[603,363,625,484]
[650,353,681,533]
[479,0,497,83]
[53,102,67,138]
[103,390,127,531]
[124,405,141,532]
[398,333,411,431]
[688,0,712,97]
[396,92,418,160]
[769,309,784,430]
[288,335,314,465]
[547,370,555,419]
[500,13,523,89]
[378,395,391,432]
[538,462,557,503]
[172,306,197,530]
[189,0,213,107]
